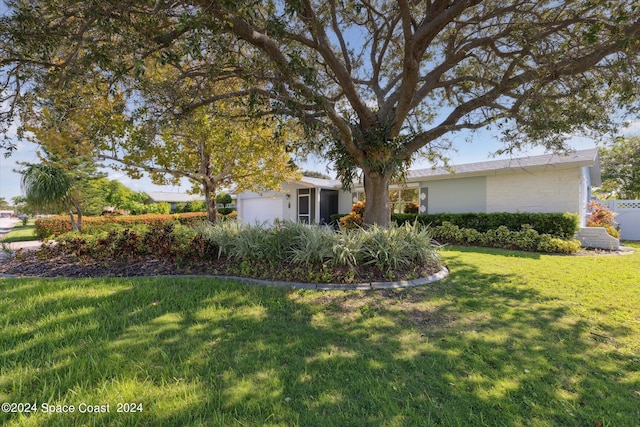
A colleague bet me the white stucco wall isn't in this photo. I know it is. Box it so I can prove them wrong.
[338,189,354,214]
[237,183,352,225]
[578,166,591,226]
[486,167,581,214]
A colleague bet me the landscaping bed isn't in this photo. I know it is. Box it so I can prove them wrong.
[0,249,439,283]
[1,221,442,284]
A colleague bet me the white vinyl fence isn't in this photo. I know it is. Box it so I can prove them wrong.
[599,200,640,241]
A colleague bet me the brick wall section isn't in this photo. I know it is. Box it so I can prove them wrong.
[575,227,620,250]
[486,168,581,214]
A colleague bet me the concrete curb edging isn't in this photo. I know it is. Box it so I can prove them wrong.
[230,265,450,290]
[0,266,450,290]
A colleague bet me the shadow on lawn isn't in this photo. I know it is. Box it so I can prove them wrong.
[1,255,638,426]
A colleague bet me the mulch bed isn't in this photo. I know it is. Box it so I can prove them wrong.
[0,248,440,284]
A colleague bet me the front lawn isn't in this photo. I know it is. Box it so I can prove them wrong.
[1,244,638,426]
[1,221,37,243]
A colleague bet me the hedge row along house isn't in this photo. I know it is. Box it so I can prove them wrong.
[236,148,602,231]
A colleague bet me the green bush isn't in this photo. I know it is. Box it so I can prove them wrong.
[392,211,579,239]
[431,221,580,254]
[536,235,582,254]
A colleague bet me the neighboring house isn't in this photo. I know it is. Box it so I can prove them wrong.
[145,191,206,213]
[236,148,602,226]
[146,191,237,213]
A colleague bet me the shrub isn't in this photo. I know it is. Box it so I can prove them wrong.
[288,225,335,266]
[192,220,241,259]
[356,223,439,272]
[536,235,582,254]
[351,200,366,216]
[339,211,365,230]
[431,221,580,254]
[392,211,579,239]
[338,201,366,230]
[34,212,209,239]
[587,201,619,238]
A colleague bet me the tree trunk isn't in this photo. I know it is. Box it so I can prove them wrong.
[67,210,78,232]
[204,182,218,224]
[362,170,391,227]
[66,199,83,232]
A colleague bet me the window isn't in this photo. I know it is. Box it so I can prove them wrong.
[391,188,418,213]
[352,188,419,213]
[351,191,366,203]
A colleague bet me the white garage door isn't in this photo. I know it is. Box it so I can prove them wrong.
[241,196,284,225]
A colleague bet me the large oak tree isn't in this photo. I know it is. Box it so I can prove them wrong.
[2,0,640,225]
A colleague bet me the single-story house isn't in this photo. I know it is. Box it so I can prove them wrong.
[145,191,206,213]
[236,148,601,227]
[145,191,236,213]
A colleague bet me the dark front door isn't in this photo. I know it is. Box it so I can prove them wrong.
[319,190,339,225]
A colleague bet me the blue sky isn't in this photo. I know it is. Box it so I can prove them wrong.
[3,121,638,204]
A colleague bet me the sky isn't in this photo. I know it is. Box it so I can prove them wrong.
[2,121,639,204]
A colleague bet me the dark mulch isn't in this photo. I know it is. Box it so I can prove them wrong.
[0,247,440,284]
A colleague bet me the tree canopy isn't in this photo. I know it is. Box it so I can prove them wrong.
[599,136,640,199]
[2,0,640,225]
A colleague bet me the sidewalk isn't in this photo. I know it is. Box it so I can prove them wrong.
[0,217,43,262]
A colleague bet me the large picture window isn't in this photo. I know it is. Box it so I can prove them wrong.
[352,188,419,213]
[390,188,419,213]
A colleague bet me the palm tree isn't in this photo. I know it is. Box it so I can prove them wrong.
[20,163,83,231]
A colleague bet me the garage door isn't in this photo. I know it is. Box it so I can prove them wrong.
[241,196,284,225]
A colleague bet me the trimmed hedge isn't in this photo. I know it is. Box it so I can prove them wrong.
[331,212,579,238]
[431,222,581,254]
[391,212,579,239]
[330,211,581,254]
[35,212,209,239]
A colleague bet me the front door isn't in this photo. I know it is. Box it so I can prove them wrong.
[297,188,316,224]
[298,190,310,223]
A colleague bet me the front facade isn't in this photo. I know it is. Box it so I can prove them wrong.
[236,177,352,226]
[236,149,601,227]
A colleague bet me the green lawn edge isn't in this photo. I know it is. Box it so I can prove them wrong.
[1,243,638,426]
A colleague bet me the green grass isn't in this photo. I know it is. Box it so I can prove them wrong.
[1,244,638,426]
[1,221,37,243]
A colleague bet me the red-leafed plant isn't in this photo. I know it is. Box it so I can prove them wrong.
[587,200,619,238]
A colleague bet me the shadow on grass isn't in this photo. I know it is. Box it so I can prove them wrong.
[0,252,638,426]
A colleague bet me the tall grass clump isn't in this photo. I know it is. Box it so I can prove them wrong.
[192,220,241,259]
[195,220,442,279]
[35,220,442,283]
[288,223,335,266]
[362,222,440,270]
